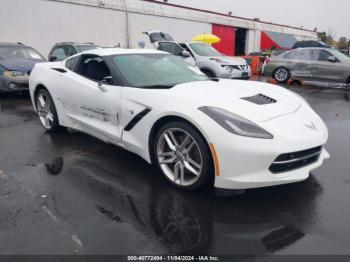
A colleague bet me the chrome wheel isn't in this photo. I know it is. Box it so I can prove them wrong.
[157,128,203,186]
[274,68,289,82]
[36,92,54,129]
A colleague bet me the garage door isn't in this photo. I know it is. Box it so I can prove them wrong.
[212,24,235,56]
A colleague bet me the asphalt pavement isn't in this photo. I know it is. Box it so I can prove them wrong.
[1,84,350,258]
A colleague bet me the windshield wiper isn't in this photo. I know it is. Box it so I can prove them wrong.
[140,84,175,89]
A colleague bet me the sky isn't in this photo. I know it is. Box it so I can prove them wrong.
[160,0,349,39]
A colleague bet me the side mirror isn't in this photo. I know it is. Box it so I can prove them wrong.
[98,76,113,92]
[328,56,337,63]
[181,50,191,58]
[49,55,58,62]
[101,76,113,85]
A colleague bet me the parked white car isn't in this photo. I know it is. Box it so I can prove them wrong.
[145,31,251,79]
[29,48,329,191]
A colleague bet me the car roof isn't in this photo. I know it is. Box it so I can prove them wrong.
[0,42,29,47]
[55,42,97,46]
[289,47,333,51]
[80,48,168,56]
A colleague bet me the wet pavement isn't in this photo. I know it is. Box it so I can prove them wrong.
[0,85,350,258]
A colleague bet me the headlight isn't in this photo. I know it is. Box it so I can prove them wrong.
[199,106,273,139]
[3,70,26,77]
[223,65,233,73]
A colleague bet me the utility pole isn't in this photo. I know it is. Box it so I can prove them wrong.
[122,0,130,48]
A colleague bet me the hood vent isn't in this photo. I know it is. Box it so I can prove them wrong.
[241,94,277,105]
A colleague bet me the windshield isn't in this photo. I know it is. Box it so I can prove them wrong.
[76,45,99,52]
[330,49,350,61]
[112,54,208,88]
[0,46,44,60]
[189,43,222,57]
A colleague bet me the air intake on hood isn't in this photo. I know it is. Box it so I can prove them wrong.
[241,94,277,105]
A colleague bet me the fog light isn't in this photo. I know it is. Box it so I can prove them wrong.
[9,83,16,89]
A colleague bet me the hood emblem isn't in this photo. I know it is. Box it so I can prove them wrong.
[305,122,317,131]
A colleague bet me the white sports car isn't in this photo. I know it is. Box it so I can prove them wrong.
[29,48,329,191]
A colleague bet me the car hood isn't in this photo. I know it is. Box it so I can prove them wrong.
[168,79,302,122]
[0,59,42,73]
[208,56,247,66]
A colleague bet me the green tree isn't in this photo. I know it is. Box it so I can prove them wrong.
[337,37,348,50]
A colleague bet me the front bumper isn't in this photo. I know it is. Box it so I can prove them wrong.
[217,66,252,80]
[0,75,29,93]
[209,108,329,190]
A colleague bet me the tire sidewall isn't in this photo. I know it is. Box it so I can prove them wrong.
[273,67,290,83]
[36,89,60,132]
[153,121,213,191]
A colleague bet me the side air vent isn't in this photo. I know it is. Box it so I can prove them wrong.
[241,94,277,105]
[51,68,67,73]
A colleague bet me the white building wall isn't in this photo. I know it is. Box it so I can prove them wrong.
[128,13,212,49]
[0,0,318,57]
[0,0,127,57]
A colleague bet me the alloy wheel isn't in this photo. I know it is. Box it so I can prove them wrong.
[157,128,203,186]
[275,68,289,82]
[36,92,54,129]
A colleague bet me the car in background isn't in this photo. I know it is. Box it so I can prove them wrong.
[0,42,45,96]
[263,47,350,84]
[48,42,100,61]
[292,40,332,49]
[145,31,251,80]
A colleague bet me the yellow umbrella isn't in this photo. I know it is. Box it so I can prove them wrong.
[192,33,221,45]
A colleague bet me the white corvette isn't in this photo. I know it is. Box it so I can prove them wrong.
[29,48,329,191]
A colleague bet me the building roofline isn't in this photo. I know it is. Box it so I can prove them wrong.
[142,0,315,33]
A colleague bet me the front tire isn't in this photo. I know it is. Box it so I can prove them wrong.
[273,67,290,84]
[35,89,61,132]
[153,121,213,191]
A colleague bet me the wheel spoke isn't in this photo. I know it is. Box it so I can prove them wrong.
[184,141,195,154]
[184,160,200,176]
[163,133,176,151]
[174,162,180,182]
[38,95,46,108]
[168,130,179,147]
[158,151,175,157]
[186,157,201,170]
[160,156,177,164]
[47,112,54,122]
[44,116,50,128]
[180,135,191,152]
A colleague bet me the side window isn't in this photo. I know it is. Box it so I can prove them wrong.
[296,49,313,60]
[179,43,194,57]
[62,45,78,57]
[318,50,332,62]
[284,51,297,60]
[157,42,184,56]
[65,56,80,71]
[51,47,66,61]
[76,55,112,82]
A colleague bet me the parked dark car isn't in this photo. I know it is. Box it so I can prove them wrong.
[48,42,100,62]
[0,42,45,96]
[292,40,332,49]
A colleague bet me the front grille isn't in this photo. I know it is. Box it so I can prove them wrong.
[269,146,322,174]
[241,93,277,105]
[230,65,249,71]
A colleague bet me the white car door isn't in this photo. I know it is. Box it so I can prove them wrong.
[57,55,123,144]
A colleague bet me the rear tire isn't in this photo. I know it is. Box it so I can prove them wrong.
[153,121,213,191]
[35,89,61,132]
[273,67,290,84]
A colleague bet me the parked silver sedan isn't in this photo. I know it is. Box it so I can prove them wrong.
[263,48,350,84]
